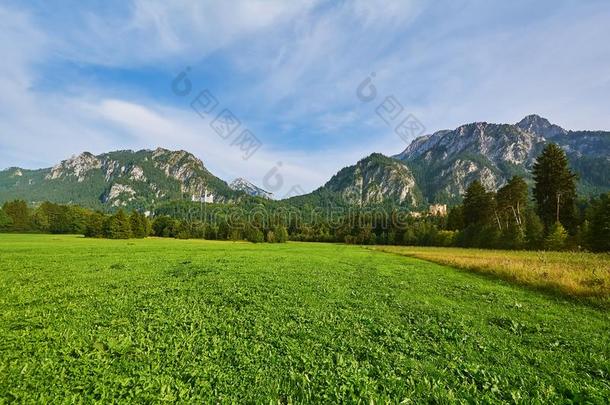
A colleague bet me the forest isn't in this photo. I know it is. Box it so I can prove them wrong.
[1,144,609,252]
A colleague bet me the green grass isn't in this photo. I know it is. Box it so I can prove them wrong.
[0,234,609,403]
[371,246,610,308]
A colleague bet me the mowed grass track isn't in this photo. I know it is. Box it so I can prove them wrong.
[0,235,609,403]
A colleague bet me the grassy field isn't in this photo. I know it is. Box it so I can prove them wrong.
[371,246,610,308]
[0,235,609,403]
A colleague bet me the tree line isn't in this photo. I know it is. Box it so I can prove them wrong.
[1,144,609,251]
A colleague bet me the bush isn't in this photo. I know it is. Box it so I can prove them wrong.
[435,230,456,247]
[0,208,13,231]
[274,225,289,243]
[544,222,567,251]
[245,226,264,243]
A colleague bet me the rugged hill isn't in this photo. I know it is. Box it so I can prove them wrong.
[0,148,239,210]
[394,115,610,203]
[229,178,273,199]
[287,153,423,208]
[2,115,608,210]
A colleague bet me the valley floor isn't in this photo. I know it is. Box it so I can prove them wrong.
[0,235,609,402]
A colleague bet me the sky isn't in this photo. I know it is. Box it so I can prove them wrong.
[1,0,609,196]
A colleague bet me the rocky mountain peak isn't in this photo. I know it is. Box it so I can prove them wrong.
[46,151,102,182]
[2,148,238,210]
[516,114,567,138]
[393,114,609,204]
[229,178,273,199]
[321,153,422,207]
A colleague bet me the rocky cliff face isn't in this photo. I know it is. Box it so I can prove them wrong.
[1,115,608,210]
[0,148,238,209]
[395,115,610,203]
[317,153,422,207]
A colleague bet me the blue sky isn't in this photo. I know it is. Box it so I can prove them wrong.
[1,0,609,195]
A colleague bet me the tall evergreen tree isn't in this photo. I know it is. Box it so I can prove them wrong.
[587,193,610,252]
[84,212,106,238]
[463,181,495,226]
[130,210,147,238]
[532,144,578,232]
[523,208,544,249]
[446,205,464,231]
[105,209,132,239]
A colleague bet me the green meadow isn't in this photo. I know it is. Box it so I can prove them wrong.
[0,234,609,403]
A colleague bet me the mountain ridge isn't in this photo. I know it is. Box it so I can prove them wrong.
[0,148,241,210]
[2,114,609,209]
[393,114,610,203]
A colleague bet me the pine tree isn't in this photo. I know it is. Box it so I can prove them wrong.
[587,193,610,252]
[544,222,568,251]
[461,181,497,247]
[463,181,495,226]
[524,208,544,249]
[85,212,106,238]
[105,209,132,239]
[130,211,147,238]
[446,205,464,231]
[532,144,577,232]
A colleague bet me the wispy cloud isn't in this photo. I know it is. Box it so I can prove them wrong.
[1,0,610,195]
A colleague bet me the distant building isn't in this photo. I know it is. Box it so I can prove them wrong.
[192,189,214,203]
[428,204,447,216]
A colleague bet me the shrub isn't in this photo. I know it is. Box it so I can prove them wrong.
[435,230,456,247]
[245,226,264,243]
[274,225,289,243]
[544,222,568,251]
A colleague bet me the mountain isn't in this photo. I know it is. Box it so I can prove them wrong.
[287,153,423,208]
[394,115,610,203]
[2,115,608,211]
[0,148,240,210]
[229,178,273,199]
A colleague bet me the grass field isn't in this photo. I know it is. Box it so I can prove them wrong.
[372,246,610,308]
[0,234,609,402]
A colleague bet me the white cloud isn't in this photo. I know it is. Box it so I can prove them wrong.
[1,0,610,197]
[51,0,323,67]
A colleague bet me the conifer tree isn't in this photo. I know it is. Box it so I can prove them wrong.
[105,209,132,239]
[463,181,495,227]
[532,144,577,232]
[587,193,610,252]
[84,212,106,238]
